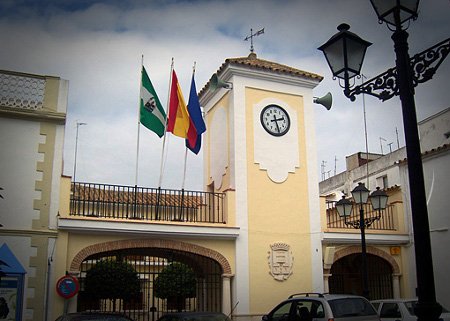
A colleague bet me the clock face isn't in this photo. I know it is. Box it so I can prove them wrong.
[260,105,291,136]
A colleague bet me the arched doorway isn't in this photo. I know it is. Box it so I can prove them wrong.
[329,253,393,299]
[71,240,230,321]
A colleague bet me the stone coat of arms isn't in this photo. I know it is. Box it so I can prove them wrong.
[268,242,294,281]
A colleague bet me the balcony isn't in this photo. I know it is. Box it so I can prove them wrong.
[322,198,409,245]
[57,181,239,239]
[0,69,66,123]
[70,182,226,224]
[326,201,396,231]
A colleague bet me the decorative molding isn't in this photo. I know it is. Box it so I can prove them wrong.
[333,245,400,274]
[69,238,233,275]
[254,98,299,183]
[268,242,294,281]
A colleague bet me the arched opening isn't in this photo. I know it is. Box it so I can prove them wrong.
[329,253,393,299]
[74,244,226,321]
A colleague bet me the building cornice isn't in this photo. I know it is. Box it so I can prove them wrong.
[57,217,240,239]
[322,232,410,245]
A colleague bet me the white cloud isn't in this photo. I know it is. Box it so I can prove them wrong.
[1,0,449,189]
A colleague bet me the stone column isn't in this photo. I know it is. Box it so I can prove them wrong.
[392,274,401,298]
[323,273,331,293]
[222,274,233,316]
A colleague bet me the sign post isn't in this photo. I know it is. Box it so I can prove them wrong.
[56,275,79,314]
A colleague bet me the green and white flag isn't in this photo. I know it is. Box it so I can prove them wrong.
[140,66,166,137]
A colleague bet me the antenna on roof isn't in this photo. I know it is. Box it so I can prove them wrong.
[244,28,264,53]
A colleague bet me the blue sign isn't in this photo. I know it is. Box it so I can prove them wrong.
[56,275,79,299]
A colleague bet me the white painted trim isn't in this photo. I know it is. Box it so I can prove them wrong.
[231,76,250,315]
[323,232,411,244]
[57,218,240,239]
[304,98,324,292]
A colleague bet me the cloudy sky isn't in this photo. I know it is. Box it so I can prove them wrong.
[1,0,449,191]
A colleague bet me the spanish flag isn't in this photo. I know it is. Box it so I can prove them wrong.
[167,69,190,140]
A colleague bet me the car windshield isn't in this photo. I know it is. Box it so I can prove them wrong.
[404,301,449,315]
[328,298,377,317]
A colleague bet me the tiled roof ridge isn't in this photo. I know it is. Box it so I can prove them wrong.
[397,143,449,164]
[198,52,323,97]
[223,52,323,79]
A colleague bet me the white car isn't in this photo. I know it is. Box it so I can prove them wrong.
[263,293,380,321]
[371,299,450,321]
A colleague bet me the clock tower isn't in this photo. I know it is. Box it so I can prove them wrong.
[198,52,324,320]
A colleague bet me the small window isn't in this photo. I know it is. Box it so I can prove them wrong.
[376,175,388,189]
[380,303,401,318]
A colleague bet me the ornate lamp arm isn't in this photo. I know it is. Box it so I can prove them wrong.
[345,37,450,102]
[412,37,450,86]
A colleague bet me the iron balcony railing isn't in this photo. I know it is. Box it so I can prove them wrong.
[326,201,396,230]
[70,182,226,224]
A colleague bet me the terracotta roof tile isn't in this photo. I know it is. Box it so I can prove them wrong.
[397,143,449,164]
[199,53,323,97]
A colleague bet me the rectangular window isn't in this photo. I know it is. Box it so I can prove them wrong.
[376,175,388,189]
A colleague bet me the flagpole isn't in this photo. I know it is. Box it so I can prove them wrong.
[180,62,196,190]
[135,54,144,186]
[158,58,174,188]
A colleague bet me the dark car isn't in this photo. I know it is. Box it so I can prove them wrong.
[156,311,231,321]
[55,312,134,321]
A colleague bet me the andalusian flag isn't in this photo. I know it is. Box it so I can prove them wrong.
[140,66,166,138]
[167,69,190,139]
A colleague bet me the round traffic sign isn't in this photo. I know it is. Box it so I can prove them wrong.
[56,275,80,299]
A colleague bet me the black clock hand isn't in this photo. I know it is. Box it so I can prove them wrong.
[271,115,283,132]
[273,115,280,132]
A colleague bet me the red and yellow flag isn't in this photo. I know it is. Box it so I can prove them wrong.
[167,70,190,139]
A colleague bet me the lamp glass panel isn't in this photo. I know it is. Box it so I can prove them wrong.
[346,37,368,78]
[351,185,370,204]
[336,200,353,217]
[371,0,419,25]
[322,39,346,79]
[370,193,389,210]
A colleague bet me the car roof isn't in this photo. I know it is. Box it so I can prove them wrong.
[371,298,417,303]
[162,312,225,315]
[288,293,371,300]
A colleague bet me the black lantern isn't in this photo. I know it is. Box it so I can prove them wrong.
[335,195,353,218]
[318,23,372,82]
[369,187,389,211]
[351,182,370,205]
[370,0,419,27]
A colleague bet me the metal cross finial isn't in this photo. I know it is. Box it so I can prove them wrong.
[244,28,264,53]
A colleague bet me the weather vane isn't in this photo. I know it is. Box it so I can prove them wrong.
[244,28,264,53]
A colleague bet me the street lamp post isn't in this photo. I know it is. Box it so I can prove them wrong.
[335,183,388,299]
[318,1,449,320]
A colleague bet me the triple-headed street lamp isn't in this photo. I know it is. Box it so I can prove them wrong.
[318,1,449,320]
[335,183,388,299]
